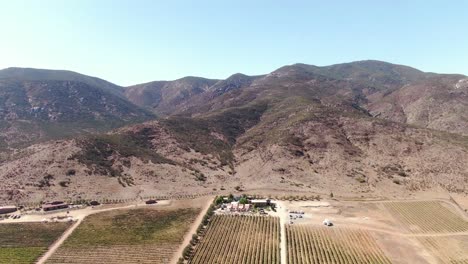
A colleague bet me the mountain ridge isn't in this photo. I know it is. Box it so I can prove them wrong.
[0,76,154,149]
[0,67,124,97]
[1,60,467,203]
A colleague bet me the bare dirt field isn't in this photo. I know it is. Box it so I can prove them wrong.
[277,198,468,264]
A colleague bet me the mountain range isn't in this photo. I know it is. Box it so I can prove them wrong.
[1,60,467,203]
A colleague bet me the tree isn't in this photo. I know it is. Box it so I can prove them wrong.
[239,197,248,204]
[215,196,224,205]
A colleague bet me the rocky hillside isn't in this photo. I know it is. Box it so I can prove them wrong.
[367,74,468,135]
[1,61,468,203]
[124,77,218,115]
[0,69,153,149]
[124,61,468,136]
[0,67,124,97]
[1,102,467,203]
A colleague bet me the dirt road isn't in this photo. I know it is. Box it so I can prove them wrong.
[25,202,167,264]
[170,197,213,264]
[35,218,82,264]
[276,201,287,264]
[34,204,143,264]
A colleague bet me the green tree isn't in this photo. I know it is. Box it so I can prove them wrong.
[239,197,248,204]
[215,196,224,205]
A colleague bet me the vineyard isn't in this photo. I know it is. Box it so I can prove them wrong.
[46,207,200,264]
[188,215,280,264]
[418,236,468,264]
[286,225,391,264]
[0,222,71,264]
[384,201,468,233]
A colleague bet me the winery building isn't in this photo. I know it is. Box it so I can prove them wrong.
[42,202,69,212]
[0,206,17,214]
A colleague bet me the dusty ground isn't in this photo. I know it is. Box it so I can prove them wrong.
[169,196,213,264]
[451,193,468,214]
[0,197,213,224]
[2,195,468,263]
[275,198,468,264]
[1,197,211,264]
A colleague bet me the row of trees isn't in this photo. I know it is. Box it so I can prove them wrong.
[178,197,217,264]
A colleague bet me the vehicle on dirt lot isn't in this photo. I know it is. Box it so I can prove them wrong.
[323,219,333,226]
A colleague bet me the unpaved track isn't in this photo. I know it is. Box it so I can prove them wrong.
[34,203,144,264]
[170,197,213,264]
[278,202,287,264]
[339,223,468,237]
[35,218,82,264]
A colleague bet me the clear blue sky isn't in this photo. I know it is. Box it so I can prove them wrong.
[1,0,467,86]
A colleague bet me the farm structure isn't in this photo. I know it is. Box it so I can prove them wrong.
[189,215,280,264]
[286,225,391,264]
[250,199,274,207]
[384,201,468,233]
[0,206,17,215]
[226,202,251,212]
[42,202,69,212]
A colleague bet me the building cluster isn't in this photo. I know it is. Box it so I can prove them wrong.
[224,198,275,213]
[42,201,69,212]
[0,206,17,215]
[226,202,251,212]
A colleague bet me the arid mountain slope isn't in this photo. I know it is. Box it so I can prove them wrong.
[124,77,218,115]
[0,67,124,96]
[167,61,468,135]
[0,77,153,149]
[0,120,236,202]
[1,102,467,203]
[367,74,468,135]
[1,61,467,203]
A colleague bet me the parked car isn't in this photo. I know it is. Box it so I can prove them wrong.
[323,219,333,226]
[145,199,157,205]
[89,201,100,206]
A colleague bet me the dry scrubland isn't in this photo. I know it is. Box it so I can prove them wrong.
[0,222,71,264]
[46,207,200,264]
[189,215,280,264]
[286,225,391,264]
[384,201,468,233]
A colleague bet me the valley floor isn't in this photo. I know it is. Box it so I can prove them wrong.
[1,193,468,264]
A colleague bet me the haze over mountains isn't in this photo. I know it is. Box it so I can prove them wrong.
[1,60,467,203]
